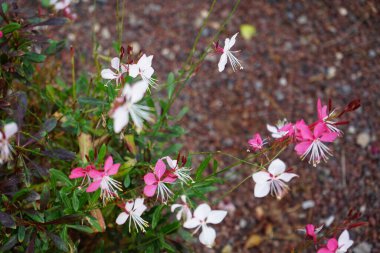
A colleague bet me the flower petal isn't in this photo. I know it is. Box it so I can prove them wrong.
[101,69,117,79]
[199,226,216,248]
[112,106,129,133]
[338,230,353,252]
[88,170,103,179]
[143,184,157,197]
[4,122,18,138]
[268,159,286,175]
[108,163,120,175]
[320,132,338,143]
[254,182,271,198]
[69,168,85,179]
[116,212,129,225]
[111,57,120,71]
[128,64,139,78]
[162,175,177,183]
[252,171,270,183]
[326,238,338,251]
[194,203,211,220]
[171,204,182,213]
[317,248,332,253]
[154,159,166,179]
[266,124,278,134]
[183,218,200,229]
[125,200,134,212]
[277,172,298,182]
[226,32,238,50]
[86,180,101,192]
[144,173,156,185]
[314,123,328,138]
[130,80,149,104]
[218,53,228,72]
[206,210,227,224]
[295,141,312,156]
[104,156,113,171]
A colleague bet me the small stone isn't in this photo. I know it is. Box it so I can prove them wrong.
[274,90,285,101]
[279,77,287,86]
[302,200,315,209]
[356,132,370,148]
[348,126,356,134]
[335,52,344,61]
[255,206,264,220]
[88,4,95,13]
[161,48,175,60]
[255,81,263,90]
[221,244,233,253]
[297,15,308,25]
[353,242,372,253]
[93,23,100,33]
[239,219,248,228]
[130,41,141,55]
[338,7,348,16]
[368,49,377,58]
[67,33,76,41]
[326,66,337,79]
[222,138,234,147]
[101,27,111,40]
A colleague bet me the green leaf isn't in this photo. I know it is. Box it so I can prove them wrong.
[44,40,65,55]
[0,235,17,251]
[97,144,107,164]
[47,232,69,252]
[152,205,164,229]
[87,215,102,232]
[72,191,79,211]
[78,97,108,106]
[0,211,16,228]
[23,52,47,63]
[18,226,25,242]
[167,72,175,99]
[123,174,131,188]
[50,169,73,187]
[195,155,211,180]
[67,225,94,233]
[2,22,21,34]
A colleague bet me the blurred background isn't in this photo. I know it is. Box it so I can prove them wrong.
[44,0,379,252]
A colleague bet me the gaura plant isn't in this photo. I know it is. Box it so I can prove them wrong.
[0,0,366,252]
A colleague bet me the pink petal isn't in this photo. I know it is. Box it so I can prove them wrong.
[295,141,312,155]
[320,132,338,143]
[298,124,313,140]
[104,156,113,171]
[69,168,85,179]
[326,238,338,251]
[314,123,328,138]
[88,170,104,179]
[86,180,101,192]
[107,163,120,176]
[162,175,177,183]
[305,224,315,237]
[144,173,157,185]
[154,159,166,179]
[317,248,333,253]
[143,184,157,197]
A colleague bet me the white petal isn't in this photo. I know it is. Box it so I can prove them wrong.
[101,69,117,80]
[183,218,200,229]
[223,38,230,52]
[277,172,298,182]
[129,64,139,78]
[338,230,353,252]
[133,198,146,216]
[112,107,129,133]
[206,210,227,224]
[268,159,286,176]
[138,54,153,68]
[175,209,183,221]
[111,57,120,71]
[167,157,177,169]
[254,182,271,198]
[252,171,271,183]
[218,53,228,72]
[199,226,216,248]
[194,203,211,220]
[226,32,238,50]
[185,208,192,221]
[143,66,154,79]
[180,195,187,203]
[171,204,182,213]
[266,124,278,134]
[130,80,149,104]
[125,201,134,212]
[4,123,18,138]
[116,212,129,225]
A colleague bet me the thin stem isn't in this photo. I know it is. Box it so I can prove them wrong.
[212,174,252,205]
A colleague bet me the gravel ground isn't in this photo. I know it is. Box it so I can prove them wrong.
[39,0,380,252]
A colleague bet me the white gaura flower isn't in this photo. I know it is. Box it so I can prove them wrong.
[129,54,157,88]
[218,33,243,72]
[101,57,128,86]
[0,122,18,164]
[171,195,192,221]
[267,119,288,139]
[116,198,149,232]
[162,156,193,184]
[336,230,354,253]
[252,159,298,199]
[110,80,153,133]
[50,0,71,10]
[184,203,227,248]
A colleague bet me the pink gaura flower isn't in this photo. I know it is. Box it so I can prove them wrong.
[317,99,342,134]
[0,31,3,38]
[295,122,338,166]
[69,164,96,187]
[86,156,122,203]
[267,119,292,139]
[317,230,353,253]
[143,159,177,202]
[248,133,266,151]
[297,224,324,243]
